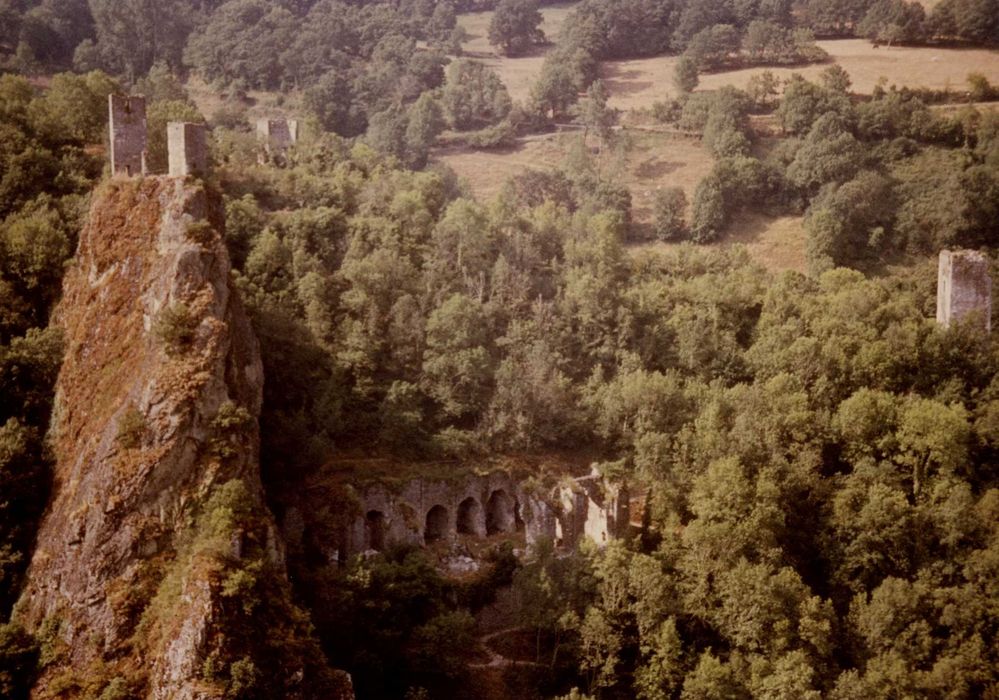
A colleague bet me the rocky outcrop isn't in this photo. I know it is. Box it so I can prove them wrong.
[16,177,349,699]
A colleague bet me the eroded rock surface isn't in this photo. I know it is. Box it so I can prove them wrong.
[17,177,350,699]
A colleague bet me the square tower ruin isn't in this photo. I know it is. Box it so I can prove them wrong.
[256,118,299,153]
[108,95,147,176]
[937,249,992,332]
[167,122,208,178]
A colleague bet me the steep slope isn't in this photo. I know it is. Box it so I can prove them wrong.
[15,177,350,699]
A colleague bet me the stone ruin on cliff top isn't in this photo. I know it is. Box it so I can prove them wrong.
[109,94,207,178]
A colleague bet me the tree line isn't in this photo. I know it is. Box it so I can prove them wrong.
[645,68,999,275]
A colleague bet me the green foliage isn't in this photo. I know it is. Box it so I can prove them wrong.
[153,303,199,356]
[96,677,130,700]
[488,0,544,56]
[442,60,512,131]
[0,622,38,700]
[115,406,146,450]
[226,656,259,698]
[674,56,699,94]
[146,100,204,174]
[310,546,480,697]
[210,401,254,459]
[574,80,617,144]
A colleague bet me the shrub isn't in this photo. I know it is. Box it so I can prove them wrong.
[210,401,254,459]
[0,622,39,700]
[674,56,699,94]
[153,303,199,355]
[185,221,215,246]
[227,656,260,698]
[97,678,130,700]
[653,187,688,241]
[116,406,147,450]
[968,72,997,102]
[691,175,727,243]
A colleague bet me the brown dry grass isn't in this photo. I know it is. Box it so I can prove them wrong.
[435,129,715,211]
[435,130,808,274]
[602,39,999,109]
[187,75,305,124]
[456,3,577,102]
[632,213,809,275]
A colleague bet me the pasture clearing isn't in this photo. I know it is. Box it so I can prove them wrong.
[633,213,809,274]
[434,129,715,213]
[455,3,577,102]
[434,130,807,273]
[602,39,999,110]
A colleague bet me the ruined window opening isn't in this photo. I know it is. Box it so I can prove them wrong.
[365,510,386,551]
[425,505,448,543]
[457,497,483,536]
[486,490,514,535]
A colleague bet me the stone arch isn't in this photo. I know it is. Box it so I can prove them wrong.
[425,505,449,543]
[365,510,386,551]
[486,490,515,535]
[457,497,484,536]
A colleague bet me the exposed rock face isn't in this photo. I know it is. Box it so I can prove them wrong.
[16,178,349,698]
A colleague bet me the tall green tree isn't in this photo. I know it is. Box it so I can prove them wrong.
[488,0,544,56]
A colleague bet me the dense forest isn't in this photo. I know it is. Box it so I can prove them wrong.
[1,0,999,698]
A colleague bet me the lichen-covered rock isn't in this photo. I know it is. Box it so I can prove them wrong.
[16,177,350,699]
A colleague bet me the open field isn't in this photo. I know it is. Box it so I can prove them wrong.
[456,3,577,102]
[602,39,999,110]
[434,130,715,211]
[633,213,809,274]
[435,130,807,273]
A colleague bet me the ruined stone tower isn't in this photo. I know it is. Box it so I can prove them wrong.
[937,249,992,332]
[256,118,299,153]
[167,122,208,177]
[108,95,147,176]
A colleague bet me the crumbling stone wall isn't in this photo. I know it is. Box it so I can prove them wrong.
[293,470,630,563]
[256,118,299,153]
[937,249,992,332]
[167,122,208,178]
[108,95,147,176]
[556,472,630,547]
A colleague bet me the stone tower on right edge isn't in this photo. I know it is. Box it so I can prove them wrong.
[937,249,992,332]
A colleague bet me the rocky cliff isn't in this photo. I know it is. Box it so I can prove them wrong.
[15,177,349,699]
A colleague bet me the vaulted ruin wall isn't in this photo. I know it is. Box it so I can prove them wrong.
[336,470,629,560]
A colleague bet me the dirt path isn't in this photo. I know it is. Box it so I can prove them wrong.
[469,627,545,670]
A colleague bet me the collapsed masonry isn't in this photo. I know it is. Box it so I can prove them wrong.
[257,118,299,155]
[283,469,630,564]
[108,95,209,178]
[937,249,992,332]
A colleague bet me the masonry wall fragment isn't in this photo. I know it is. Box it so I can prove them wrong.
[167,122,208,177]
[256,118,299,153]
[108,95,147,176]
[937,249,992,332]
[282,469,631,565]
